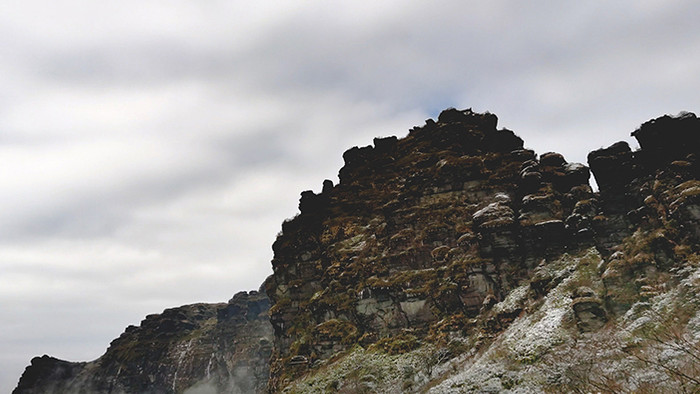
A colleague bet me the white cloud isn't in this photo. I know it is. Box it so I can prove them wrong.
[2,0,700,392]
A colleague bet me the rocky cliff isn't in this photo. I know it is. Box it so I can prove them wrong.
[14,109,700,393]
[14,290,272,394]
[265,108,597,389]
[266,109,699,392]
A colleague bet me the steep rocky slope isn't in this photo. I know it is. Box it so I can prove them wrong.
[14,290,272,394]
[267,109,699,392]
[265,108,597,390]
[14,108,700,393]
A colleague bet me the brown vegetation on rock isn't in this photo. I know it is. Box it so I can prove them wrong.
[15,109,700,393]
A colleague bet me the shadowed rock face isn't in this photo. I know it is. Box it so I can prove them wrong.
[14,109,700,393]
[588,112,700,317]
[632,111,700,169]
[265,108,600,389]
[588,112,700,251]
[14,291,272,394]
[265,109,699,390]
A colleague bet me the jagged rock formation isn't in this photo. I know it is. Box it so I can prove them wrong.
[586,112,700,316]
[265,108,599,389]
[14,290,272,394]
[267,109,700,392]
[14,109,700,393]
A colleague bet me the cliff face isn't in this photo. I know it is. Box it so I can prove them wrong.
[265,108,599,389]
[267,109,700,392]
[14,290,272,394]
[14,109,700,393]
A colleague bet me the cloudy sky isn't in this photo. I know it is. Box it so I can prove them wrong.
[1,0,699,390]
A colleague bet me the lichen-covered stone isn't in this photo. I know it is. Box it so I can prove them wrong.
[572,287,607,332]
[265,109,597,389]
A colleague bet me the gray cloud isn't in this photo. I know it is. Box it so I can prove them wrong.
[2,1,700,391]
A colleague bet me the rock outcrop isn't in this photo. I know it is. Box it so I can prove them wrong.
[14,290,272,394]
[14,109,700,393]
[267,109,700,392]
[265,108,598,389]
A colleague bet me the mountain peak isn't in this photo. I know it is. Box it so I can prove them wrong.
[15,109,700,393]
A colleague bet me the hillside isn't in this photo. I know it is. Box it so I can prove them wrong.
[15,109,700,393]
[14,291,271,393]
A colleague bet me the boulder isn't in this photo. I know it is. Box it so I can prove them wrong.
[572,287,607,332]
[632,112,700,167]
[587,141,636,192]
[539,152,567,167]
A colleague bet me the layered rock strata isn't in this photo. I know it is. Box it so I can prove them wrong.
[269,110,699,392]
[265,108,598,389]
[588,112,700,315]
[14,109,700,393]
[14,290,272,394]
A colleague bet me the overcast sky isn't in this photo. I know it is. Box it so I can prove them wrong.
[2,0,699,391]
